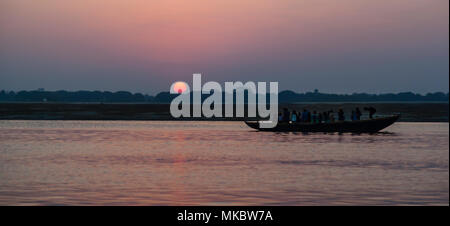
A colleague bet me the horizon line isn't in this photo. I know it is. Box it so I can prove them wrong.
[1,89,449,96]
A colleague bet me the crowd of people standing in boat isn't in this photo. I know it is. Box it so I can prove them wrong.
[278,107,376,123]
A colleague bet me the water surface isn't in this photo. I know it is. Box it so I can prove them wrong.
[0,120,448,205]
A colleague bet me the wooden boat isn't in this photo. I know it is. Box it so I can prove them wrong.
[244,114,400,133]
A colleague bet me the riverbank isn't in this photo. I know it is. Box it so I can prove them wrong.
[0,102,448,122]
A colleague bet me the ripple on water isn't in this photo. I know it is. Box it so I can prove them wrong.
[0,121,448,205]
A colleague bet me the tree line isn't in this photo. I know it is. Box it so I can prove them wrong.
[0,89,448,103]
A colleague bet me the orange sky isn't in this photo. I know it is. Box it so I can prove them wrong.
[1,0,448,93]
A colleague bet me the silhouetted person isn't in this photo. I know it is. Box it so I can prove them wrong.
[291,110,298,122]
[302,109,308,122]
[282,108,290,122]
[278,113,283,122]
[355,107,362,120]
[312,111,318,123]
[364,107,376,119]
[338,109,345,121]
[322,111,328,122]
[329,110,335,122]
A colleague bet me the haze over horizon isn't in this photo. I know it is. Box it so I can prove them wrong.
[1,0,448,95]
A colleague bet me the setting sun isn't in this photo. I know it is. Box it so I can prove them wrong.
[172,81,188,94]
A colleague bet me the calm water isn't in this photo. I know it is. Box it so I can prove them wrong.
[0,120,448,205]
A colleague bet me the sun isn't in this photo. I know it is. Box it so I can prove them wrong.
[172,81,188,94]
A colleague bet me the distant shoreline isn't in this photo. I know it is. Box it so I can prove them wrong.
[0,102,448,122]
[1,90,448,103]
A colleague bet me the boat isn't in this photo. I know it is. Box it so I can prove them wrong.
[244,114,400,133]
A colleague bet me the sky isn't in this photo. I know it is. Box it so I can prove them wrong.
[0,0,448,95]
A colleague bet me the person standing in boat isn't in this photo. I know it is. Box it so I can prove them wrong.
[338,109,345,121]
[329,110,335,122]
[355,107,362,120]
[322,111,328,123]
[302,109,308,122]
[307,110,311,122]
[291,110,298,123]
[311,111,318,123]
[364,107,376,119]
[282,108,290,122]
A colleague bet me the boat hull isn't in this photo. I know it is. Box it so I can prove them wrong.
[245,115,400,133]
